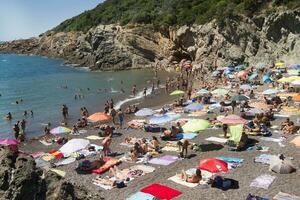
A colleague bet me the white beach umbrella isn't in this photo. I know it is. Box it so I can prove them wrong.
[59,139,90,157]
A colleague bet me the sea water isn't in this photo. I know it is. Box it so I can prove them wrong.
[0,54,168,138]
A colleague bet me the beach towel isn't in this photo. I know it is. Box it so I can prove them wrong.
[129,165,155,174]
[273,192,300,200]
[162,141,180,152]
[168,175,198,188]
[260,137,282,143]
[250,174,276,189]
[176,133,198,140]
[92,181,113,190]
[141,183,182,200]
[50,169,66,177]
[30,152,45,158]
[254,154,276,165]
[229,124,243,143]
[39,140,52,146]
[149,155,179,166]
[217,156,244,164]
[127,192,158,200]
[55,157,76,166]
[274,114,291,118]
[86,135,103,140]
[206,137,228,143]
[92,157,121,174]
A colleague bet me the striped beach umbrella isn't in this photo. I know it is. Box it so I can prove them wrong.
[50,126,71,135]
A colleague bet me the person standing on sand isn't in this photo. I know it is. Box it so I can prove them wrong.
[132,85,137,96]
[143,87,147,97]
[102,134,112,156]
[117,109,124,128]
[110,108,117,124]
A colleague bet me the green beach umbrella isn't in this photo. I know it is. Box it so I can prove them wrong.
[170,90,185,96]
[231,95,249,102]
[211,88,229,96]
[182,119,210,133]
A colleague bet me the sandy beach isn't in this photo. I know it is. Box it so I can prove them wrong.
[18,82,300,200]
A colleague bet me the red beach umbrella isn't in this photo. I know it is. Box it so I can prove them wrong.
[199,158,229,173]
[218,114,248,125]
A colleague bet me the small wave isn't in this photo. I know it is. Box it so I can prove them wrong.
[1,59,7,62]
[110,88,119,93]
[115,87,153,109]
[107,77,114,82]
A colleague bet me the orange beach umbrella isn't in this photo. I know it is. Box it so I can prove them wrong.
[87,112,112,122]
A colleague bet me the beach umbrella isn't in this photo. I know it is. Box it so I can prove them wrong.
[269,156,296,174]
[262,75,273,83]
[50,126,71,135]
[59,139,90,157]
[185,103,203,111]
[293,94,300,101]
[291,80,300,86]
[135,108,154,117]
[288,64,300,70]
[211,88,229,96]
[275,61,285,68]
[231,95,249,102]
[87,112,112,122]
[277,92,298,97]
[199,158,229,173]
[290,136,300,147]
[0,138,20,146]
[249,101,270,110]
[248,72,258,81]
[149,115,172,124]
[170,90,185,96]
[237,70,248,78]
[278,76,300,83]
[245,108,264,115]
[287,69,300,76]
[240,84,252,90]
[262,89,280,95]
[197,89,210,95]
[209,103,221,111]
[218,114,248,125]
[182,119,210,133]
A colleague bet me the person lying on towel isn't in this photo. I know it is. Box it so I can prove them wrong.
[178,168,202,183]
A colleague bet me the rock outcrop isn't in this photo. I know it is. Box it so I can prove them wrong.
[0,147,101,200]
[0,10,299,70]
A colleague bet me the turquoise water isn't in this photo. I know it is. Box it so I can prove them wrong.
[0,54,166,138]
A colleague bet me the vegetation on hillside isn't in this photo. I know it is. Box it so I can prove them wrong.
[53,0,300,32]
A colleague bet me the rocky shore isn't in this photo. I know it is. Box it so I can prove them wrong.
[1,10,300,71]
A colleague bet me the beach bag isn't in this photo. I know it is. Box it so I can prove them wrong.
[144,125,165,133]
[246,194,269,200]
[211,176,238,190]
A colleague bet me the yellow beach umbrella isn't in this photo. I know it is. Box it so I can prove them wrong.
[275,61,285,68]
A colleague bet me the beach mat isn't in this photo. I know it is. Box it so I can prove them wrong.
[50,169,66,177]
[127,192,157,200]
[254,154,276,165]
[141,183,182,200]
[250,174,276,189]
[168,175,198,188]
[206,137,228,143]
[273,192,300,200]
[176,133,198,140]
[217,156,244,164]
[149,155,179,166]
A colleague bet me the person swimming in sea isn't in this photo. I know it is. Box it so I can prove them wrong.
[132,85,137,96]
[5,112,12,120]
[23,111,28,117]
[30,110,33,117]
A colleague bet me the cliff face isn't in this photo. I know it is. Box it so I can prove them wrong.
[0,10,299,70]
[0,147,101,200]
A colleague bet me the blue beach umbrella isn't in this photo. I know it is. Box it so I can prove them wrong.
[248,72,258,81]
[185,103,204,111]
[262,75,273,83]
[288,64,300,70]
[149,115,172,124]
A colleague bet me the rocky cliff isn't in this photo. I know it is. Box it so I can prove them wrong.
[0,10,299,70]
[0,147,102,200]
